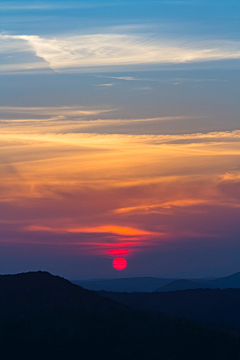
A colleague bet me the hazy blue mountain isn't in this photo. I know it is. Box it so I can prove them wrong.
[99,288,240,330]
[72,277,173,292]
[156,279,217,292]
[73,272,240,292]
[209,272,240,289]
[1,271,239,360]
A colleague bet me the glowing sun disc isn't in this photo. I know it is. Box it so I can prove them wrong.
[112,258,127,271]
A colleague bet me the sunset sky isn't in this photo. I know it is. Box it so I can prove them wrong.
[0,0,240,279]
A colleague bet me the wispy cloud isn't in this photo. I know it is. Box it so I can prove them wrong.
[94,83,114,87]
[0,106,112,118]
[23,224,156,236]
[114,199,208,214]
[67,225,156,236]
[100,75,226,85]
[0,110,200,134]
[1,126,239,149]
[0,1,199,11]
[1,116,239,253]
[22,224,160,257]
[1,33,240,73]
[105,76,140,81]
[0,1,129,11]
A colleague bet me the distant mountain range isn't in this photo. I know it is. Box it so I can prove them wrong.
[72,271,240,292]
[72,276,171,292]
[155,279,217,292]
[0,271,240,360]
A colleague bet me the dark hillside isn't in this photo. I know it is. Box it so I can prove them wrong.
[0,272,240,360]
[0,271,126,318]
[99,288,240,330]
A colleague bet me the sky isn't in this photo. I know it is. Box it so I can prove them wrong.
[0,0,240,279]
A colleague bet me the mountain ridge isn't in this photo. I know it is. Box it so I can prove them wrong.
[156,279,217,292]
[72,271,240,292]
[0,271,239,360]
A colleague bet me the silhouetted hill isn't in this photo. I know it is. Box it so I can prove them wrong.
[0,271,239,360]
[72,277,172,292]
[156,279,217,292]
[209,272,240,289]
[0,271,117,319]
[0,271,125,318]
[99,288,240,330]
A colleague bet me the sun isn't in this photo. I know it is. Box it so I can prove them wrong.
[112,258,127,271]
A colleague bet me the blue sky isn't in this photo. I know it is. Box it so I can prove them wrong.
[1,1,239,36]
[1,0,239,131]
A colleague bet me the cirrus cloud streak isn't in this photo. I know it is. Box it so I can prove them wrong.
[1,33,240,73]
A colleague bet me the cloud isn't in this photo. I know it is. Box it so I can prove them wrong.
[106,76,139,81]
[0,1,128,11]
[1,33,240,73]
[1,117,239,260]
[114,199,208,214]
[0,62,50,73]
[95,83,114,87]
[67,225,157,236]
[22,224,159,257]
[0,106,112,118]
[0,120,240,147]
[220,172,240,182]
[0,1,195,11]
[0,108,197,134]
[100,75,226,85]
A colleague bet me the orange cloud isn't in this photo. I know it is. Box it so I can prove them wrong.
[108,249,129,256]
[67,225,156,236]
[23,225,64,233]
[114,199,208,214]
[1,113,239,261]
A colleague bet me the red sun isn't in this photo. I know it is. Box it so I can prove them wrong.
[112,258,127,271]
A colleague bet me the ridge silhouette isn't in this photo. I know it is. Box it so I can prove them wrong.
[0,271,240,360]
